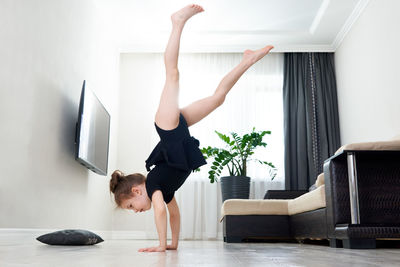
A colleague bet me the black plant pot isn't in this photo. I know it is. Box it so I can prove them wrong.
[220,176,250,203]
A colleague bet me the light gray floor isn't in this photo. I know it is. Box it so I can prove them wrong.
[1,234,400,267]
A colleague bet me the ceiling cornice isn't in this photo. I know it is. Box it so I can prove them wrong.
[332,0,370,50]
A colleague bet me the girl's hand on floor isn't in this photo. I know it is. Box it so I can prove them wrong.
[166,244,178,250]
[138,246,166,252]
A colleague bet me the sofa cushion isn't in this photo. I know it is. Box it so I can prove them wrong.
[309,173,325,191]
[264,190,308,199]
[220,199,289,221]
[335,139,400,155]
[315,173,324,187]
[220,186,326,221]
[288,185,326,215]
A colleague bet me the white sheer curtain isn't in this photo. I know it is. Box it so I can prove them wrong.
[141,52,284,240]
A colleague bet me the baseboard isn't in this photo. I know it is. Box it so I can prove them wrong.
[0,228,152,240]
[0,228,114,240]
[0,228,223,241]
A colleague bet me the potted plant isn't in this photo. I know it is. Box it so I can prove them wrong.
[197,127,277,202]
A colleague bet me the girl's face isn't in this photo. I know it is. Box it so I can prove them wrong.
[121,184,152,213]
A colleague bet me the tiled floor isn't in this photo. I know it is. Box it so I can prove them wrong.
[1,234,400,267]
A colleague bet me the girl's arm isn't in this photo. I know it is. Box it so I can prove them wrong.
[167,197,180,249]
[138,190,167,252]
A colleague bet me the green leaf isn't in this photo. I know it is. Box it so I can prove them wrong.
[203,127,275,183]
[221,158,230,165]
[263,161,275,168]
[215,130,232,146]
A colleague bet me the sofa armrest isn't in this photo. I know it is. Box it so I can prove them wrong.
[324,150,400,238]
[264,190,308,200]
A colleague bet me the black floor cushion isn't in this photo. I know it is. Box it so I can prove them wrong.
[36,229,104,245]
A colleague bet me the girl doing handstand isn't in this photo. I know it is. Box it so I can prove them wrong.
[109,4,274,252]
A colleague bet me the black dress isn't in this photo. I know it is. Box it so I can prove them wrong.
[145,113,207,203]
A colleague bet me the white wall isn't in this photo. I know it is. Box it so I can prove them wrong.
[0,0,120,231]
[335,0,400,144]
[112,54,162,233]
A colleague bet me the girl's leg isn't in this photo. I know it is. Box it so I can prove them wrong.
[155,4,204,130]
[180,45,274,127]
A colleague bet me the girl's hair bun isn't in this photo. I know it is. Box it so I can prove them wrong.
[109,171,146,207]
[110,170,125,193]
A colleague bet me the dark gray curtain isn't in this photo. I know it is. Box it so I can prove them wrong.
[283,53,341,190]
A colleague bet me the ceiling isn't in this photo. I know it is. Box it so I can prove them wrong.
[107,0,370,53]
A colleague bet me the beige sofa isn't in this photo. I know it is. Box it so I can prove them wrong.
[221,174,326,220]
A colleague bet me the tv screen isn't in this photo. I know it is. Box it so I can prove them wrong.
[75,80,110,176]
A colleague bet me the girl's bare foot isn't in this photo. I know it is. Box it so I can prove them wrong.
[242,45,274,65]
[171,4,204,27]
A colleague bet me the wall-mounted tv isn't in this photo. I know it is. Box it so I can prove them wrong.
[75,80,110,176]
